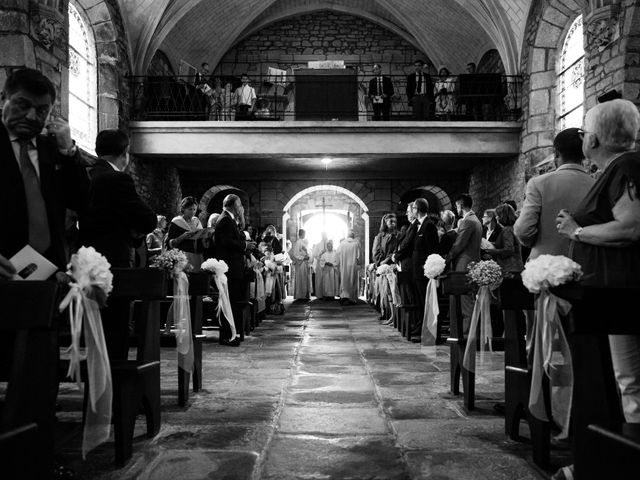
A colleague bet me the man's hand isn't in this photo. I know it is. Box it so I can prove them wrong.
[46,117,74,151]
[556,209,579,239]
[0,254,16,280]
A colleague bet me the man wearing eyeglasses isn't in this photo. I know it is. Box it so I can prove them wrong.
[0,68,90,280]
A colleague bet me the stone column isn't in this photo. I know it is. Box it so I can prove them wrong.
[0,0,70,116]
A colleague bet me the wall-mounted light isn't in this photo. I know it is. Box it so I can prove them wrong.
[321,157,332,165]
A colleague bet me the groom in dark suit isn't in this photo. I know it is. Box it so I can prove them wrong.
[79,129,156,268]
[409,197,440,339]
[368,64,394,120]
[0,68,90,279]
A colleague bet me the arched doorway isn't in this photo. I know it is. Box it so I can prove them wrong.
[282,185,370,267]
[199,184,250,226]
[397,185,452,223]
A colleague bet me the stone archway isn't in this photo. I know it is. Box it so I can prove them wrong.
[199,184,249,226]
[399,185,452,219]
[283,185,370,267]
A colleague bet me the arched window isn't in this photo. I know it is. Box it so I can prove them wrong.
[68,2,97,153]
[557,15,585,129]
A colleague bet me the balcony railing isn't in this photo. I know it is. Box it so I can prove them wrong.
[128,73,522,122]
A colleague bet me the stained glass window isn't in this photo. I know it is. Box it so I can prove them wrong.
[68,2,97,153]
[558,15,584,130]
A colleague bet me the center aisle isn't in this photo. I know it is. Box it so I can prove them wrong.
[89,299,544,480]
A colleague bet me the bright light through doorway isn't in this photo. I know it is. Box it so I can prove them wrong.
[303,212,349,250]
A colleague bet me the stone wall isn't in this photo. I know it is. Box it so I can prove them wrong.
[129,159,183,218]
[584,0,638,109]
[212,10,431,87]
[0,0,69,114]
[468,157,524,215]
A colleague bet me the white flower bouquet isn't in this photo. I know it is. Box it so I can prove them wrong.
[274,252,291,265]
[376,264,396,275]
[265,259,278,271]
[151,248,189,278]
[423,254,446,279]
[66,246,113,306]
[201,258,229,276]
[521,254,583,294]
[467,259,503,290]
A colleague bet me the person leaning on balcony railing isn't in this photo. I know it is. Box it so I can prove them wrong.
[233,73,257,120]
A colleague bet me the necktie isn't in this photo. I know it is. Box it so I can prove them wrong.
[378,77,382,95]
[18,140,51,253]
[417,74,422,94]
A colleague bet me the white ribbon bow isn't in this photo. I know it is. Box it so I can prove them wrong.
[60,284,112,459]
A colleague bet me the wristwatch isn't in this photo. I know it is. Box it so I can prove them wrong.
[573,226,583,241]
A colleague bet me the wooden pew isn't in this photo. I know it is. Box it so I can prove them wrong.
[181,271,209,406]
[106,268,165,466]
[441,271,475,409]
[0,281,59,479]
[500,277,550,468]
[155,271,209,406]
[554,285,640,479]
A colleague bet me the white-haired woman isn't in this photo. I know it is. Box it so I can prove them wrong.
[556,98,640,480]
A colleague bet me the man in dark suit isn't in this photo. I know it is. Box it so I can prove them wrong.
[79,129,156,361]
[0,68,89,279]
[447,193,483,333]
[408,198,440,339]
[0,67,90,479]
[79,129,156,268]
[213,194,256,346]
[368,64,394,121]
[406,59,434,120]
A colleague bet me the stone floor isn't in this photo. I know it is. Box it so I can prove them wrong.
[57,298,561,479]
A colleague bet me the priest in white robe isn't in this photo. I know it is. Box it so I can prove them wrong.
[319,240,340,299]
[311,232,328,298]
[337,231,361,304]
[291,228,311,300]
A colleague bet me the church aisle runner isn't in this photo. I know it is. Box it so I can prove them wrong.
[61,299,545,480]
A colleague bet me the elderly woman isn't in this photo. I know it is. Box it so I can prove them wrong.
[484,203,524,273]
[557,99,640,429]
[166,196,204,271]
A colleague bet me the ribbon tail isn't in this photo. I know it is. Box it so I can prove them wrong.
[64,292,84,389]
[479,288,493,359]
[421,278,439,346]
[215,274,237,341]
[81,297,112,458]
[174,273,194,373]
[529,294,550,422]
[463,288,485,373]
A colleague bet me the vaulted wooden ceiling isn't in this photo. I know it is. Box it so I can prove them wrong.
[118,0,534,75]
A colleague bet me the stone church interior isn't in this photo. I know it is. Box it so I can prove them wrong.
[2,0,640,479]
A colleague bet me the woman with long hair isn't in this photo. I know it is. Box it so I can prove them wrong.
[166,196,204,271]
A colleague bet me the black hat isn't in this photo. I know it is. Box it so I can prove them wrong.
[553,128,584,160]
